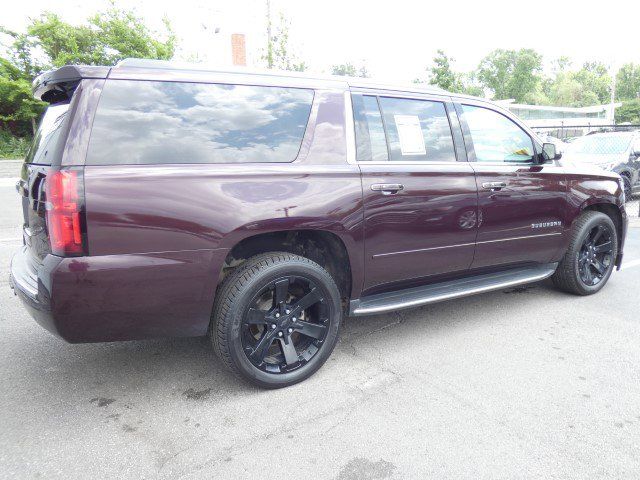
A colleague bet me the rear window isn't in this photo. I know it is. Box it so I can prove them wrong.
[86,80,314,165]
[25,103,70,165]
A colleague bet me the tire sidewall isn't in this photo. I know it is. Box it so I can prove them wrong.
[224,260,341,388]
[572,213,618,294]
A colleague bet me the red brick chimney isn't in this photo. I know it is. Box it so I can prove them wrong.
[231,33,246,66]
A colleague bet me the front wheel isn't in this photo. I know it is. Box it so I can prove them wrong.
[552,211,618,295]
[210,252,341,388]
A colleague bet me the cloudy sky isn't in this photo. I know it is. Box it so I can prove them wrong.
[2,0,639,83]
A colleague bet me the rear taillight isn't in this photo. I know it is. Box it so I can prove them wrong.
[45,168,86,256]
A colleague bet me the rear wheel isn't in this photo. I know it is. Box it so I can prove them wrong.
[210,252,341,388]
[552,211,618,295]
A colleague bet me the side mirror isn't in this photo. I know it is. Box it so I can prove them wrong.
[542,142,561,162]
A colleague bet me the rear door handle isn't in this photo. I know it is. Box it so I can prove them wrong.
[482,182,507,191]
[371,183,404,195]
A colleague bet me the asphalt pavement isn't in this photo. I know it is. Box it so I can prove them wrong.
[1,159,640,479]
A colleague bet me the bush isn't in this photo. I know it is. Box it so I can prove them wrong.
[0,130,30,159]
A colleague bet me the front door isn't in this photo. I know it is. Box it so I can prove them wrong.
[456,102,568,269]
[352,92,479,294]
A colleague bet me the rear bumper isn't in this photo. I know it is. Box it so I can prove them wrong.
[10,246,229,343]
[10,247,62,337]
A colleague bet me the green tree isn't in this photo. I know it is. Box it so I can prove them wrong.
[11,9,175,69]
[426,50,459,91]
[572,62,610,104]
[331,62,369,77]
[616,98,640,124]
[0,60,45,136]
[263,11,307,72]
[476,48,543,102]
[414,50,482,96]
[616,63,640,101]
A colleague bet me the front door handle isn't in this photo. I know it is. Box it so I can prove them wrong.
[371,183,404,195]
[482,181,507,191]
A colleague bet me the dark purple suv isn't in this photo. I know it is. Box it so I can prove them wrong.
[10,59,628,388]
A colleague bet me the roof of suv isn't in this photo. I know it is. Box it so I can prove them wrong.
[114,58,448,94]
[34,58,469,101]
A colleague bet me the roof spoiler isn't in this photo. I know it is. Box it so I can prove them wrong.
[33,65,110,103]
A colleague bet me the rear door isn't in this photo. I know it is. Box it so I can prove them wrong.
[353,91,479,293]
[455,101,568,269]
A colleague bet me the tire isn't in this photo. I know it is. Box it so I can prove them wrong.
[210,252,341,388]
[552,211,618,296]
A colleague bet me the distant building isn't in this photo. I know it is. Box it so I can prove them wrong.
[497,100,622,138]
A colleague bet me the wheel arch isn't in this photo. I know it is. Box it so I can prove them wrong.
[579,201,624,256]
[219,230,355,302]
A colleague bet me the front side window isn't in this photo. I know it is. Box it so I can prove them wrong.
[86,80,314,165]
[462,105,534,163]
[379,97,456,162]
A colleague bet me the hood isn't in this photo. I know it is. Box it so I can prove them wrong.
[561,152,622,166]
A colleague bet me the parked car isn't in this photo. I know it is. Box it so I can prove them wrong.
[562,131,640,200]
[10,60,628,388]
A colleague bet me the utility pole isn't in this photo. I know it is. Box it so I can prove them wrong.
[609,62,617,124]
[266,0,273,68]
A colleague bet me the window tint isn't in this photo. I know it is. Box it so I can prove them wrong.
[462,105,534,163]
[86,80,314,165]
[379,97,456,162]
[352,94,388,161]
[25,103,70,165]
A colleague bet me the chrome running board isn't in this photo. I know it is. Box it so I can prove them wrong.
[349,263,558,316]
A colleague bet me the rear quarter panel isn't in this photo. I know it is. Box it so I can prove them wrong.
[73,89,364,341]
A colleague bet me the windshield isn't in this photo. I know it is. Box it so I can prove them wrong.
[24,102,70,165]
[565,134,633,156]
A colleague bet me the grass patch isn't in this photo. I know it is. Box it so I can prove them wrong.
[0,131,30,159]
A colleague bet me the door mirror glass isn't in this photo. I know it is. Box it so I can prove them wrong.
[542,142,561,162]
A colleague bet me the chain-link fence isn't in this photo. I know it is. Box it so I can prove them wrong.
[531,124,640,222]
[530,124,640,141]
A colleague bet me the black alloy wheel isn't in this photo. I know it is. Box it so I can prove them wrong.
[210,252,341,388]
[577,224,614,287]
[242,275,329,374]
[552,210,618,296]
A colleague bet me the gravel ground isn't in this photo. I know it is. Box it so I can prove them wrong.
[2,159,640,479]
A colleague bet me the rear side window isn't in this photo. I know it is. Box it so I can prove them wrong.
[86,80,314,165]
[461,105,534,163]
[352,94,388,161]
[378,97,456,162]
[25,103,70,165]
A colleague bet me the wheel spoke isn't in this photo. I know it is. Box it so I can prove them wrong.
[594,241,613,253]
[295,320,327,339]
[274,278,289,305]
[245,308,268,325]
[250,330,276,362]
[583,264,594,284]
[292,287,322,313]
[279,338,299,365]
[591,225,604,244]
[591,259,605,275]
